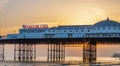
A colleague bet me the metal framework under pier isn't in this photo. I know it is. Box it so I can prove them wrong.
[0,43,4,60]
[83,41,96,63]
[0,38,120,63]
[14,43,36,61]
[47,42,65,62]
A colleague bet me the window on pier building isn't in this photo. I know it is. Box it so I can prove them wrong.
[50,30,54,32]
[64,30,66,32]
[70,30,72,32]
[38,30,45,32]
[108,34,112,37]
[45,34,55,38]
[82,30,84,32]
[31,30,34,33]
[98,28,100,30]
[119,34,120,36]
[114,28,116,30]
[88,30,90,32]
[52,30,55,32]
[68,34,72,38]
[103,28,105,30]
[76,30,78,32]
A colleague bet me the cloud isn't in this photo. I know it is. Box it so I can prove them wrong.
[0,0,12,11]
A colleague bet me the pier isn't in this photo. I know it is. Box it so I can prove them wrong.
[0,18,120,63]
[0,38,120,63]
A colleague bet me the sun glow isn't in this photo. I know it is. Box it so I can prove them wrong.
[1,26,21,35]
[73,8,106,25]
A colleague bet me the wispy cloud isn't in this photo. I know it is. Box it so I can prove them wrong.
[0,0,12,11]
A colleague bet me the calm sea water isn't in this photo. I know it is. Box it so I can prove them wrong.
[0,61,120,66]
[0,44,120,66]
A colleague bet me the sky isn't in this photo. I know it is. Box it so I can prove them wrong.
[1,0,120,59]
[0,0,120,35]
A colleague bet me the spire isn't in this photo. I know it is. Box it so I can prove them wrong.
[107,17,109,20]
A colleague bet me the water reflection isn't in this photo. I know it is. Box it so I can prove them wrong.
[0,61,118,66]
[1,44,120,66]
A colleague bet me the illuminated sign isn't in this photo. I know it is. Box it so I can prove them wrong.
[22,24,48,29]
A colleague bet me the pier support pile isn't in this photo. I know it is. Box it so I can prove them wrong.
[47,42,65,62]
[0,43,4,60]
[83,41,96,63]
[14,43,36,61]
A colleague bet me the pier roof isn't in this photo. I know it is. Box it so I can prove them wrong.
[94,17,120,27]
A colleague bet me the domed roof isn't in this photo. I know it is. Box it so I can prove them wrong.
[94,17,120,27]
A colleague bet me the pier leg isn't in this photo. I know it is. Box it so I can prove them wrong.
[47,44,52,61]
[14,43,36,61]
[60,42,65,61]
[14,43,22,61]
[48,42,65,62]
[0,43,4,60]
[14,43,16,61]
[83,41,96,63]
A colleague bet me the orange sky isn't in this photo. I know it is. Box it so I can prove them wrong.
[0,0,120,35]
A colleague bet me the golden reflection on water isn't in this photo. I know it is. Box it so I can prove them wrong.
[2,44,120,62]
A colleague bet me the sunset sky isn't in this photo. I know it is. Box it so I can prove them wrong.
[0,0,120,35]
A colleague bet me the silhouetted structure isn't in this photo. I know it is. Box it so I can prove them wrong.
[0,18,120,63]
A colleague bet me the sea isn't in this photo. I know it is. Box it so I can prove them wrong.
[0,44,120,66]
